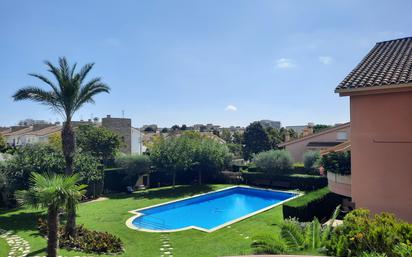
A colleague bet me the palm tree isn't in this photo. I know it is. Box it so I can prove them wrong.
[13,57,109,235]
[16,173,86,257]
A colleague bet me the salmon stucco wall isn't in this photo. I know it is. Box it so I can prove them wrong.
[350,91,412,222]
[284,125,350,162]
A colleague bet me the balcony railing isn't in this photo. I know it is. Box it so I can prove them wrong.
[327,171,351,197]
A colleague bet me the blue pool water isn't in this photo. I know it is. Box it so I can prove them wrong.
[130,186,296,232]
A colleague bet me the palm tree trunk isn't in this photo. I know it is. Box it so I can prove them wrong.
[62,121,75,176]
[47,206,59,257]
[62,121,76,237]
[64,201,76,238]
[172,171,176,188]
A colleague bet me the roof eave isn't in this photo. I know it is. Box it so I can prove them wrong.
[335,82,412,96]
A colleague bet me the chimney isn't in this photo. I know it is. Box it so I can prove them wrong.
[302,127,314,137]
[285,133,290,142]
[107,115,111,118]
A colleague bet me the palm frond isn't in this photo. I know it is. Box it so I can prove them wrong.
[73,80,110,112]
[13,87,59,106]
[321,205,341,244]
[251,234,288,254]
[59,57,70,80]
[45,60,64,91]
[16,57,109,120]
[28,73,61,97]
[76,63,94,84]
[280,219,305,250]
[15,190,40,209]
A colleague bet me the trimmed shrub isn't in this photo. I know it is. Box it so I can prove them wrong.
[103,168,127,192]
[242,171,327,191]
[292,163,305,173]
[283,187,343,222]
[252,150,293,174]
[327,209,412,257]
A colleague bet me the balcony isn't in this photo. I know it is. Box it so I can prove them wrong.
[327,172,351,197]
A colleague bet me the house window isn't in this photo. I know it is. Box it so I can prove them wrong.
[337,131,348,140]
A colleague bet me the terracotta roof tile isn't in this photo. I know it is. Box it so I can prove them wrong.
[336,37,412,91]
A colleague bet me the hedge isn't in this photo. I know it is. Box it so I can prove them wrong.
[103,168,127,192]
[242,171,327,191]
[283,187,344,222]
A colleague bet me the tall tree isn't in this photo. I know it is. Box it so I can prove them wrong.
[75,125,120,166]
[13,57,109,236]
[220,128,233,143]
[16,173,86,257]
[232,131,244,145]
[243,122,271,160]
[313,124,332,133]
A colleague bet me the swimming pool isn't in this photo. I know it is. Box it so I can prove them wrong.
[126,186,299,232]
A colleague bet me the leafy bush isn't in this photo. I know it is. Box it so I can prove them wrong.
[393,243,412,257]
[150,132,231,185]
[242,171,327,191]
[38,218,123,254]
[303,151,320,170]
[320,151,351,175]
[3,144,65,191]
[327,209,412,257]
[115,154,151,185]
[252,150,293,174]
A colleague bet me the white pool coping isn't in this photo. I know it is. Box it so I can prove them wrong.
[125,185,302,233]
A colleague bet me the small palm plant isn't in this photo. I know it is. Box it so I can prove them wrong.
[13,57,109,236]
[281,205,341,251]
[252,205,341,254]
[16,173,86,257]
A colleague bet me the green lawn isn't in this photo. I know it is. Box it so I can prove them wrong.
[0,184,319,257]
[0,237,9,257]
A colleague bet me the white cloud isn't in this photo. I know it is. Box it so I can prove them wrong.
[275,58,295,69]
[318,56,333,65]
[225,105,237,112]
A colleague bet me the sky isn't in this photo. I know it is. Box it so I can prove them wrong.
[1,0,411,128]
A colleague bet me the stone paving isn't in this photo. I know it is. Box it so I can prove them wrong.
[227,225,251,240]
[0,227,94,257]
[0,228,30,257]
[160,233,174,257]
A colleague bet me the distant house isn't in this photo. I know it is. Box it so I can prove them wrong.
[2,124,61,146]
[259,120,281,129]
[278,122,350,162]
[102,115,145,154]
[335,37,412,222]
[285,125,307,135]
